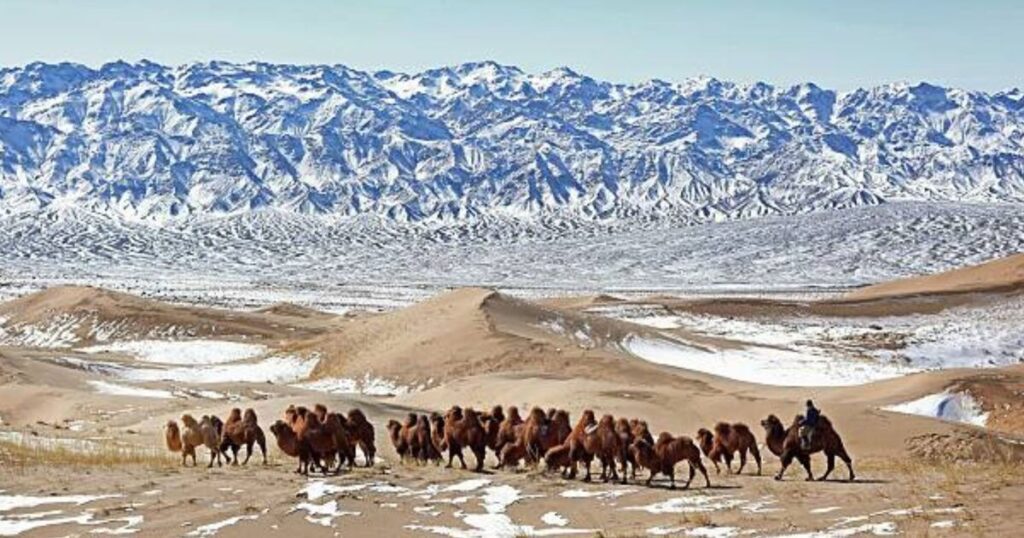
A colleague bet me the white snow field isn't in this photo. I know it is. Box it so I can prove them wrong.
[623,335,911,387]
[883,391,989,427]
[81,340,267,365]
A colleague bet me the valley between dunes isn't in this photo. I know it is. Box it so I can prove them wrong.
[1,254,1023,537]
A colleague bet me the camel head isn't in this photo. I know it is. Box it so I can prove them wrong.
[165,420,179,432]
[696,428,714,453]
[446,406,464,421]
[760,414,784,434]
[404,413,418,427]
[507,406,520,421]
[490,405,504,422]
[269,420,292,440]
[386,419,402,439]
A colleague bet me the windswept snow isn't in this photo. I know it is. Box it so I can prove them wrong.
[623,335,911,387]
[87,380,175,399]
[293,374,411,396]
[53,354,318,384]
[883,391,989,427]
[81,340,266,365]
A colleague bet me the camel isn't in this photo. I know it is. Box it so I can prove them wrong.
[760,414,854,482]
[313,403,329,423]
[481,405,505,457]
[387,416,419,463]
[415,414,441,464]
[615,417,637,480]
[542,443,575,477]
[696,422,761,475]
[520,407,571,465]
[165,420,183,453]
[572,414,622,483]
[443,406,487,472]
[179,414,220,467]
[296,413,342,475]
[630,433,710,489]
[429,412,448,457]
[324,412,356,470]
[220,408,267,465]
[494,406,523,458]
[346,408,376,467]
[270,420,314,474]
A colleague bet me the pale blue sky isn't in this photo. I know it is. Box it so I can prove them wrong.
[2,0,1021,90]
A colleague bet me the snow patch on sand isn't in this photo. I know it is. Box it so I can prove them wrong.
[185,514,259,537]
[883,391,988,427]
[624,335,910,387]
[82,340,266,365]
[88,380,175,399]
[293,374,410,396]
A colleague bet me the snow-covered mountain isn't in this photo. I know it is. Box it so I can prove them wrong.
[1,60,1023,224]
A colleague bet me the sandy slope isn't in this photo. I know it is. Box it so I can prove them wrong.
[843,252,1024,301]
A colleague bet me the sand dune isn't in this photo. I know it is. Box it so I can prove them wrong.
[0,286,334,347]
[843,252,1024,301]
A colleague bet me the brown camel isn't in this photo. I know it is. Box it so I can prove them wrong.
[415,414,441,464]
[615,417,637,480]
[630,432,710,489]
[220,408,267,465]
[270,419,314,474]
[165,420,183,453]
[386,419,408,461]
[429,412,448,456]
[572,414,622,483]
[481,405,505,457]
[443,406,487,472]
[179,414,220,467]
[760,414,854,482]
[542,443,575,477]
[346,408,376,467]
[296,413,341,475]
[494,406,523,457]
[696,422,762,475]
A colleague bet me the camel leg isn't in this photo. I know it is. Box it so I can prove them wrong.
[207,448,215,468]
[819,453,836,481]
[243,441,254,465]
[737,448,747,475]
[751,444,762,476]
[473,447,486,473]
[710,454,721,474]
[609,457,621,484]
[836,447,855,481]
[724,452,733,474]
[774,452,792,481]
[230,445,240,466]
[668,467,676,490]
[583,460,593,482]
[683,463,694,490]
[645,470,655,487]
[797,453,813,481]
[694,457,711,488]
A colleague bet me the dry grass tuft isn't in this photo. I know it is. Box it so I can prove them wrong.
[0,436,175,471]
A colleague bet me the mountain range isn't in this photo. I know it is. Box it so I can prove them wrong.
[1,60,1023,224]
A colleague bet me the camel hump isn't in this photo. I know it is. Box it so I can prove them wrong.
[732,423,752,436]
[713,422,732,436]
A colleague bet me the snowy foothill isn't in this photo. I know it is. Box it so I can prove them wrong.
[81,340,267,365]
[882,390,989,427]
[87,380,175,399]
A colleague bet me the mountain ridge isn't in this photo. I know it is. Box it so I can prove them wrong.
[2,60,1023,225]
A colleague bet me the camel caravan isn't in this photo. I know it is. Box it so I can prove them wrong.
[164,399,854,489]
